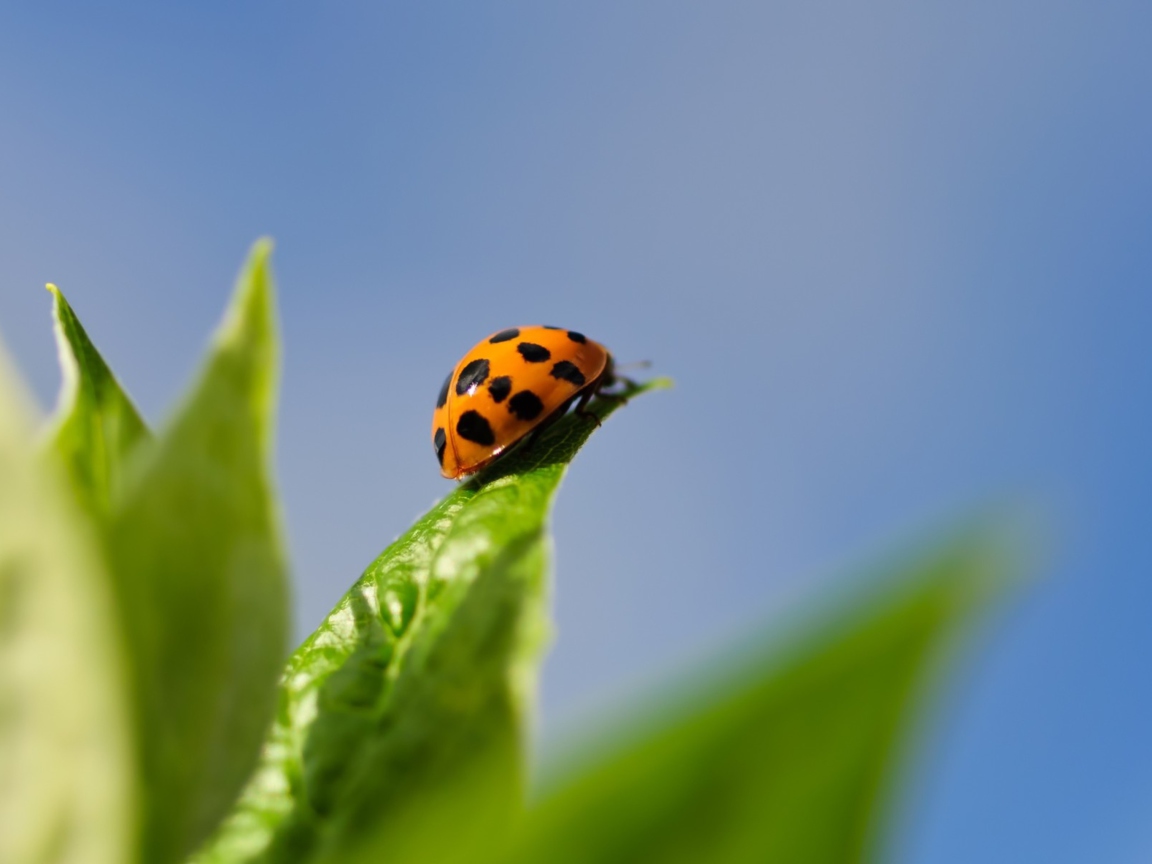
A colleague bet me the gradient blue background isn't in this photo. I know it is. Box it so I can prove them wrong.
[1,3,1150,861]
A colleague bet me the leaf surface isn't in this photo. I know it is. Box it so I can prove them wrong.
[102,242,290,864]
[0,340,135,864]
[196,379,670,864]
[494,532,1015,864]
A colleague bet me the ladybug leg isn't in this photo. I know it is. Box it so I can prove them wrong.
[574,387,603,427]
[596,370,633,405]
[593,374,633,404]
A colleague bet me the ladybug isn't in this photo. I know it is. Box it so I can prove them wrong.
[432,326,617,479]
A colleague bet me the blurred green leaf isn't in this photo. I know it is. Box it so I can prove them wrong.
[195,379,670,864]
[45,284,149,517]
[0,341,135,864]
[494,532,1014,864]
[101,241,290,864]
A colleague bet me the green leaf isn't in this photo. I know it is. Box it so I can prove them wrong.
[103,241,290,864]
[494,531,1017,864]
[195,378,670,864]
[0,340,136,864]
[46,284,149,516]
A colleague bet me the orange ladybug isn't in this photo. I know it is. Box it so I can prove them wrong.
[432,326,616,479]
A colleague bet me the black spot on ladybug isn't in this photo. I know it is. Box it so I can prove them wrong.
[542,325,563,330]
[509,390,544,421]
[436,372,451,408]
[517,342,551,363]
[550,360,586,387]
[434,427,447,465]
[567,331,587,344]
[456,410,495,445]
[489,328,520,343]
[456,358,490,395]
[488,375,512,403]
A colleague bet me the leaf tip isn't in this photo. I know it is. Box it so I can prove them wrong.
[250,236,276,266]
[952,503,1046,597]
[242,238,276,303]
[241,238,275,299]
[46,285,81,422]
[45,283,70,322]
[45,284,80,331]
[219,239,279,351]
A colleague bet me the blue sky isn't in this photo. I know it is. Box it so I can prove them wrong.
[1,3,1150,861]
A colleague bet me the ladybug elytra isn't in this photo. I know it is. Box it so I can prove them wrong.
[432,326,616,479]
